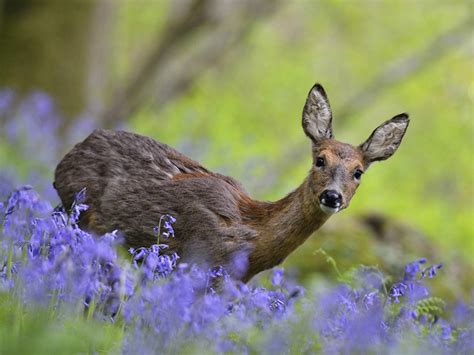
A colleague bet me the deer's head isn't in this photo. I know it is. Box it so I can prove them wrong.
[302,83,409,215]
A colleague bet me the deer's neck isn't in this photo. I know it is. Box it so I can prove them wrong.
[244,176,329,274]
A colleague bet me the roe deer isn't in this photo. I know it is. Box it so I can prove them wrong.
[54,83,409,282]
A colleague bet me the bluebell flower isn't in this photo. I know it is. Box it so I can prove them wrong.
[4,185,33,216]
[268,290,286,312]
[389,282,408,303]
[73,187,87,205]
[363,291,379,310]
[421,264,443,279]
[440,321,452,340]
[0,184,470,353]
[228,250,249,279]
[271,268,284,287]
[404,258,427,281]
[3,91,61,171]
[0,88,15,116]
[154,214,176,239]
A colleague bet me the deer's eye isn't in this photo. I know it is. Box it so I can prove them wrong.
[354,169,364,181]
[315,157,325,168]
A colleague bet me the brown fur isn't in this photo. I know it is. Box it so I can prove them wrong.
[54,83,409,282]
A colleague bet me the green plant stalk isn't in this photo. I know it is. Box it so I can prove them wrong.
[6,241,13,279]
[313,248,343,280]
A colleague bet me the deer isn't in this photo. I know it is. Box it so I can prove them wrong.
[54,83,409,282]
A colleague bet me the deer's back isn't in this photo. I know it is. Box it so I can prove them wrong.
[54,129,257,271]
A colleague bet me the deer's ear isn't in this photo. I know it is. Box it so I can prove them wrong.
[359,113,409,166]
[302,83,333,144]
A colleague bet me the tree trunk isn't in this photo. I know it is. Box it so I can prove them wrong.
[0,0,96,118]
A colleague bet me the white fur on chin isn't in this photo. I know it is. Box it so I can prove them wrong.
[319,204,340,215]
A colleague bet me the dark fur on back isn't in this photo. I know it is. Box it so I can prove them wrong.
[55,129,257,277]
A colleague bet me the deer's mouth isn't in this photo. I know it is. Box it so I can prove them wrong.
[319,203,341,214]
[318,190,343,215]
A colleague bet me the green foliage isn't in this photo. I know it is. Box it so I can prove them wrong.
[414,297,446,324]
[0,296,122,355]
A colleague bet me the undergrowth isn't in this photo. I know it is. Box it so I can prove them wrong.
[0,186,472,354]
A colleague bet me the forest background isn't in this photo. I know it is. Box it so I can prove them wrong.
[0,0,472,300]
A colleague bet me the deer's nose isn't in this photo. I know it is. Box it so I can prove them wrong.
[319,190,342,208]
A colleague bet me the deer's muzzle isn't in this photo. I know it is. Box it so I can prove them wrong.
[319,189,342,214]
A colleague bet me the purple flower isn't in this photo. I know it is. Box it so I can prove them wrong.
[129,243,178,281]
[389,282,408,303]
[0,88,15,116]
[271,268,284,287]
[3,91,61,170]
[68,188,89,225]
[0,183,470,353]
[153,214,177,239]
[421,264,443,279]
[440,321,452,340]
[73,187,87,205]
[4,185,33,216]
[404,258,427,281]
[363,291,379,310]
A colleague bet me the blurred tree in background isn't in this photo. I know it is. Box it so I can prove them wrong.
[0,0,472,298]
[0,0,96,116]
